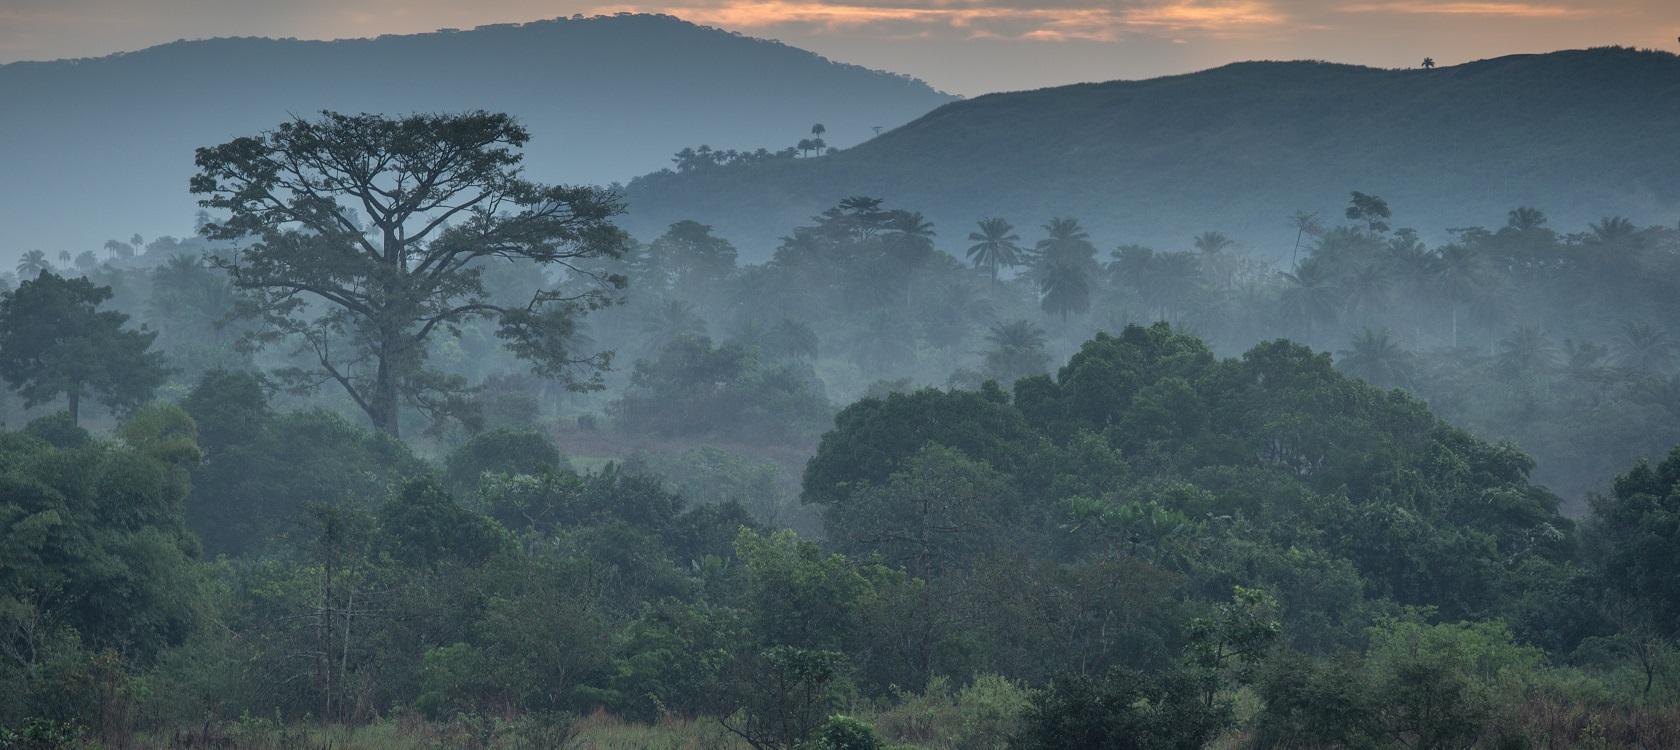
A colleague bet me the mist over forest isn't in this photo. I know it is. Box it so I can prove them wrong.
[5,14,1680,750]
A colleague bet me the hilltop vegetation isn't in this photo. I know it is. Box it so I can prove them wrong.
[623,47,1680,259]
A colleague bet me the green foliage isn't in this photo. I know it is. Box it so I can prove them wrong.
[0,271,167,424]
[804,715,881,750]
[21,413,89,450]
[1013,666,1229,750]
[379,478,504,568]
[180,369,426,555]
[1588,447,1680,638]
[442,429,565,495]
[822,444,1013,576]
[0,423,202,725]
[193,110,629,436]
[720,645,851,750]
[611,335,832,442]
[872,674,1030,750]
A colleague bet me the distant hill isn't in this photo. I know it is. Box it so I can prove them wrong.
[622,47,1680,260]
[0,14,953,256]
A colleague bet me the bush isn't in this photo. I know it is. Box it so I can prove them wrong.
[806,715,882,750]
[873,674,1029,750]
[1013,667,1228,750]
[443,429,565,494]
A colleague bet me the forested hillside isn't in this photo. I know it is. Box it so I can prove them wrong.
[8,326,1680,748]
[0,13,952,254]
[623,47,1680,259]
[6,94,1680,748]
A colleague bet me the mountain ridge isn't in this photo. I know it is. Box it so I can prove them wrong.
[621,46,1680,260]
[0,14,955,255]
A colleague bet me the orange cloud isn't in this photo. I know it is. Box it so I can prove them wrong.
[1125,0,1285,28]
[1337,2,1588,17]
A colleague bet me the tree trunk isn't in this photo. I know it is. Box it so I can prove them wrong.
[372,336,401,438]
[66,387,80,426]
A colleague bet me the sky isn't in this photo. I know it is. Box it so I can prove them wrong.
[1,0,1676,94]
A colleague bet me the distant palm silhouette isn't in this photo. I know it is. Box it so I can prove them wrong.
[16,250,50,278]
[1193,231,1234,255]
[1422,57,1436,69]
[1339,328,1413,388]
[1591,216,1638,244]
[1614,321,1673,372]
[966,218,1024,286]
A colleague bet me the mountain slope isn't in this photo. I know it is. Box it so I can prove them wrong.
[0,14,953,255]
[622,47,1680,259]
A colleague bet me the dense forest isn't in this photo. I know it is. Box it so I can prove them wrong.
[4,100,1680,749]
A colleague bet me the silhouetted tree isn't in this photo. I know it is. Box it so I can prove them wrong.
[192,110,628,437]
[0,271,167,424]
[967,218,1024,286]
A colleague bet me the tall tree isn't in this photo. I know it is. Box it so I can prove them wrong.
[1287,211,1323,270]
[192,111,628,437]
[1345,191,1392,233]
[645,220,738,292]
[1040,262,1092,323]
[966,218,1024,286]
[1337,328,1413,389]
[983,320,1051,382]
[1035,217,1097,270]
[0,271,167,424]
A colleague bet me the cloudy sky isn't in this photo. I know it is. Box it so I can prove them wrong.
[1,0,1674,94]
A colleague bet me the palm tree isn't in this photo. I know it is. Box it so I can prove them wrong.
[1506,207,1547,232]
[1278,262,1342,341]
[1421,57,1436,69]
[1634,374,1680,420]
[1145,251,1205,322]
[1288,211,1323,270]
[1035,217,1096,270]
[1435,244,1478,347]
[1497,326,1556,380]
[1614,321,1673,373]
[885,210,936,273]
[16,250,50,278]
[1591,216,1638,245]
[639,299,707,352]
[982,320,1050,382]
[1192,231,1234,255]
[919,279,993,350]
[1338,328,1413,388]
[967,218,1024,286]
[1561,339,1610,383]
[1341,263,1391,323]
[1039,262,1091,323]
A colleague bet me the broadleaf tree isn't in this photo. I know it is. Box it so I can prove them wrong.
[191,110,629,436]
[0,271,168,424]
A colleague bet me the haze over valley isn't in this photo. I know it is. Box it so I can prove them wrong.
[4,7,1680,749]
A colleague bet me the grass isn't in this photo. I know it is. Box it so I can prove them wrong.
[129,711,748,750]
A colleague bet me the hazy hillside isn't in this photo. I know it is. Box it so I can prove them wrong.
[623,47,1680,259]
[0,14,952,255]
